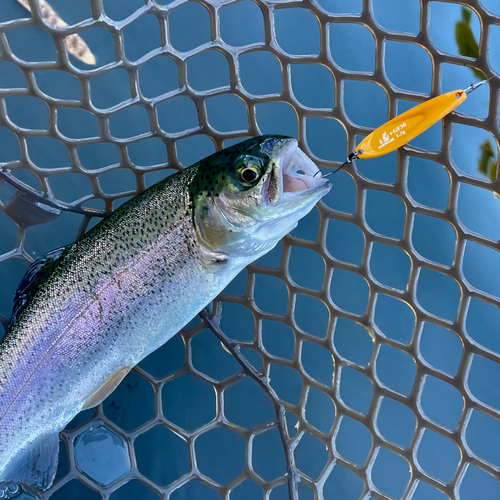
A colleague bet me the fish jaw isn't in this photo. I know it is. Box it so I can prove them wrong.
[251,143,331,249]
[281,142,331,195]
[263,137,332,215]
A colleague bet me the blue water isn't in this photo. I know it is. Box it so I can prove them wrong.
[0,0,499,499]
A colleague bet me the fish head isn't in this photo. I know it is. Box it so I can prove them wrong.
[191,135,332,259]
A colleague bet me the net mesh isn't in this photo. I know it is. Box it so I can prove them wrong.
[0,0,499,499]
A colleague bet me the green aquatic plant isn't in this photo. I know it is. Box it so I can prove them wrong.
[454,6,486,80]
[478,139,498,182]
[454,8,495,184]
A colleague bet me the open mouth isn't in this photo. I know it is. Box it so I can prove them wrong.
[263,139,330,205]
[281,144,326,194]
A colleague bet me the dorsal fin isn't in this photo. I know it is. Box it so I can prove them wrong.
[8,246,70,329]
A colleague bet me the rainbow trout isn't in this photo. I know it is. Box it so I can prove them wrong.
[0,136,331,490]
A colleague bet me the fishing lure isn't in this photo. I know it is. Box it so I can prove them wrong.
[336,80,488,171]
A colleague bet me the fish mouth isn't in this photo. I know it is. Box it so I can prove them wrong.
[264,139,330,204]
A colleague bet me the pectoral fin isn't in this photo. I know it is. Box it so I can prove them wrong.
[0,432,59,491]
[82,366,131,410]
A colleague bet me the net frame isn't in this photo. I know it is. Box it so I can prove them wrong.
[0,0,499,499]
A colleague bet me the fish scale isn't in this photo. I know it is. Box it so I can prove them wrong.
[0,136,331,490]
[0,166,222,473]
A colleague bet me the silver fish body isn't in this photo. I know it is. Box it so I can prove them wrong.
[0,136,331,489]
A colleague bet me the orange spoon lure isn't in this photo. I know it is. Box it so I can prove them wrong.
[336,80,488,171]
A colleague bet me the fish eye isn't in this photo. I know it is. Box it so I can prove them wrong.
[241,166,259,182]
[235,156,263,187]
